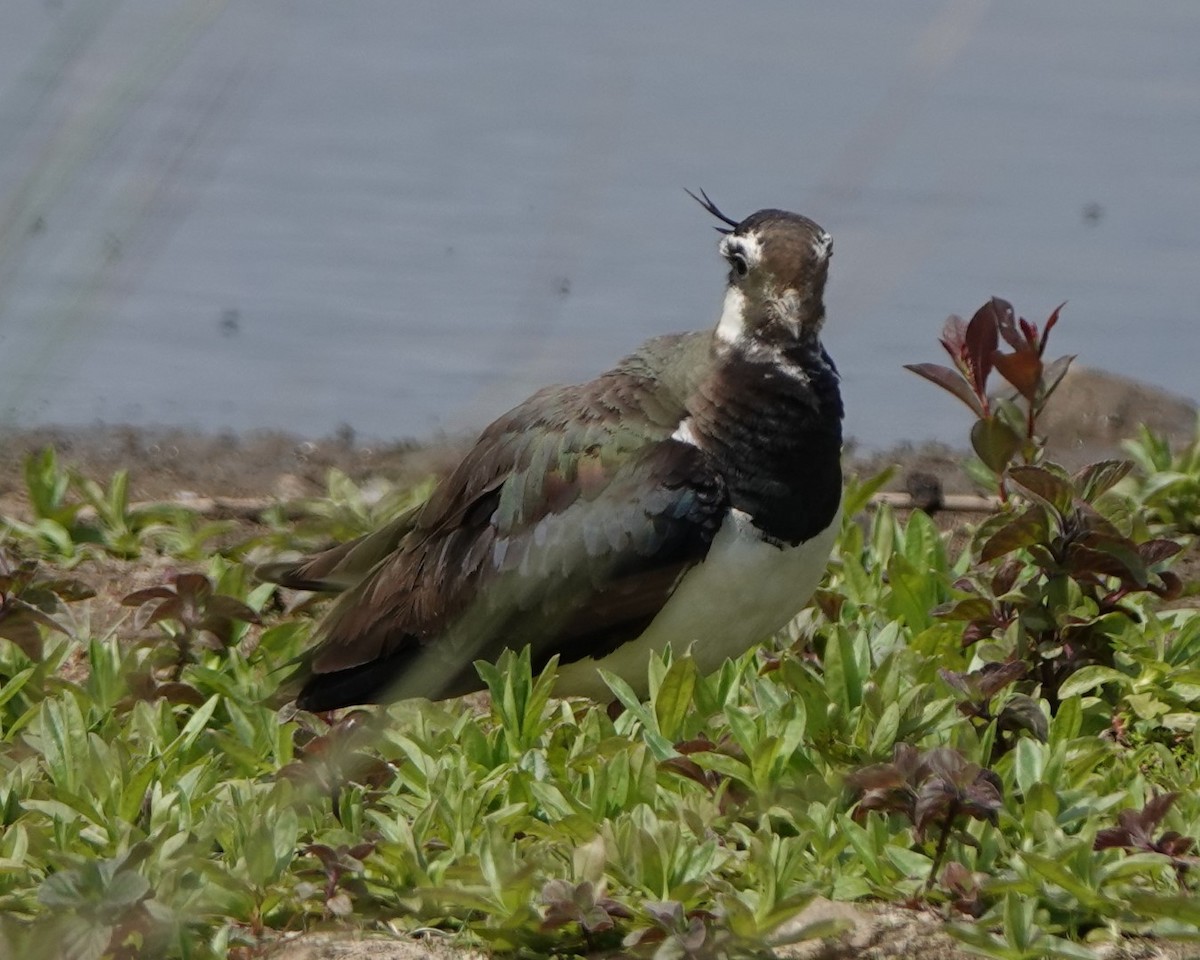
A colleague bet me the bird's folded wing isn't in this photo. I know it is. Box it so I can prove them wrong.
[298,377,727,702]
[255,503,424,592]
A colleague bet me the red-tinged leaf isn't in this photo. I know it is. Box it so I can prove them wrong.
[661,756,718,790]
[158,682,207,706]
[997,695,1048,742]
[304,843,338,866]
[942,861,976,893]
[1019,317,1038,347]
[1074,500,1126,540]
[1040,302,1066,355]
[145,597,185,627]
[892,742,922,776]
[346,754,392,788]
[348,843,376,862]
[206,596,262,623]
[1008,465,1075,516]
[675,736,716,755]
[2,598,69,634]
[938,668,976,698]
[1141,791,1180,830]
[904,363,983,416]
[1139,539,1183,565]
[1150,571,1183,600]
[121,586,176,606]
[172,573,212,602]
[992,556,1024,595]
[992,350,1042,403]
[979,508,1050,562]
[813,587,844,621]
[846,762,907,791]
[196,623,234,649]
[961,780,1003,823]
[645,900,684,928]
[965,300,1004,390]
[976,661,1028,697]
[1073,460,1133,502]
[1157,833,1195,858]
[996,307,1023,351]
[939,314,969,366]
[920,747,972,784]
[0,616,44,660]
[1093,827,1134,851]
[914,779,957,834]
[35,578,96,602]
[1065,544,1148,588]
[971,416,1021,474]
[125,671,158,699]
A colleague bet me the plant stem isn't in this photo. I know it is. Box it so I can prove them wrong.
[926,800,960,893]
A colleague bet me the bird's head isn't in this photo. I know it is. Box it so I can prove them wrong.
[688,190,832,356]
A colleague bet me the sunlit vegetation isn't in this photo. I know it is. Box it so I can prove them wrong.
[1,301,1198,958]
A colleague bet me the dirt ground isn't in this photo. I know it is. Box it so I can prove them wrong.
[0,365,1194,514]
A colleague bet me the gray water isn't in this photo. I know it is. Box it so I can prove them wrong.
[0,0,1197,450]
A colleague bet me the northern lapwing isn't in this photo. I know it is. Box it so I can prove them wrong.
[261,193,844,711]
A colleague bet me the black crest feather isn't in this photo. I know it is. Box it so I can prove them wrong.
[685,188,739,235]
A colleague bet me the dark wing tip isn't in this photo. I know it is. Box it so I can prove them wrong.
[255,559,337,592]
[684,187,738,235]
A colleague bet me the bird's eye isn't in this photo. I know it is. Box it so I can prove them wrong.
[728,251,749,279]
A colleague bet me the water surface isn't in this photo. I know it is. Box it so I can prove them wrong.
[1,0,1197,449]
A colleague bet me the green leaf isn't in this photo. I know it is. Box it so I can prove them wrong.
[653,656,698,743]
[885,557,935,632]
[1018,852,1099,908]
[600,670,676,761]
[1013,737,1044,796]
[841,466,896,517]
[57,915,113,960]
[971,416,1022,475]
[883,845,931,879]
[1056,666,1130,699]
[101,870,150,910]
[1127,892,1200,926]
[38,869,87,908]
[1002,892,1034,953]
[178,695,220,753]
[868,702,901,757]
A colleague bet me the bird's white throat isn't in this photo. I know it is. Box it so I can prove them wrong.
[715,286,747,344]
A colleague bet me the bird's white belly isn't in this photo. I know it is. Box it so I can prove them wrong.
[553,505,840,699]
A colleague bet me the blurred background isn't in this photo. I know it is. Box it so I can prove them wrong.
[0,0,1196,451]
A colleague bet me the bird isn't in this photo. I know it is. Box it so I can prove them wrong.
[260,192,844,711]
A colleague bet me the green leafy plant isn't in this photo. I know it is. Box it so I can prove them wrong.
[3,448,210,561]
[908,301,1185,712]
[849,744,1003,895]
[33,848,165,960]
[5,296,1200,958]
[121,571,261,680]
[1120,420,1200,535]
[1093,792,1196,887]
